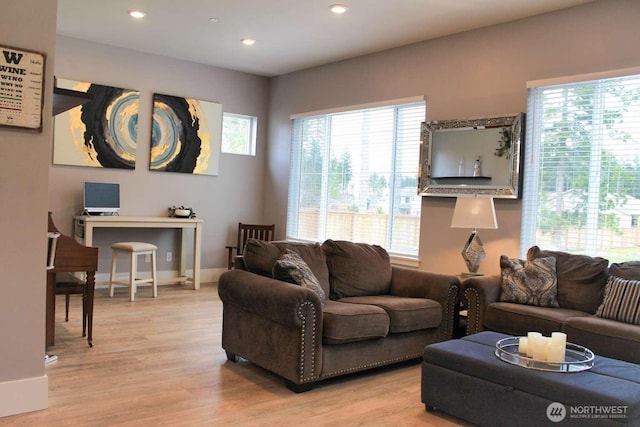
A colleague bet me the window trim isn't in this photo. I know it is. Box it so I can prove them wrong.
[526,66,640,89]
[289,96,425,119]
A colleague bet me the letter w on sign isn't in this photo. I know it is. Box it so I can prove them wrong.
[2,50,23,65]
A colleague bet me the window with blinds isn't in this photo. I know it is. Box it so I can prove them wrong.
[522,74,640,262]
[287,100,425,257]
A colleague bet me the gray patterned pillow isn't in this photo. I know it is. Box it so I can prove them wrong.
[273,249,326,304]
[596,276,640,325]
[499,255,559,307]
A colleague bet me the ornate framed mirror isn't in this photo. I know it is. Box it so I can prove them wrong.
[418,113,525,198]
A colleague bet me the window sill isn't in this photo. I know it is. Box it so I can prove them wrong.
[390,254,420,269]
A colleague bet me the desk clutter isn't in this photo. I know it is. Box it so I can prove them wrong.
[169,205,196,218]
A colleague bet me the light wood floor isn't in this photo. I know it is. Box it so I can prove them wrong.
[5,282,469,426]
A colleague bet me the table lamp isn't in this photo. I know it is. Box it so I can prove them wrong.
[450,195,498,274]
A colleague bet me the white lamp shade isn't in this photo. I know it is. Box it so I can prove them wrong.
[450,196,498,230]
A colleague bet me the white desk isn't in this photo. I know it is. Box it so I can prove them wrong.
[74,216,203,290]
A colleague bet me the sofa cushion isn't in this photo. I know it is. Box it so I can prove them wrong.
[322,239,392,299]
[338,295,441,333]
[484,302,590,336]
[243,239,331,296]
[499,255,559,307]
[562,315,640,364]
[595,275,640,325]
[527,245,608,313]
[272,249,326,304]
[242,238,280,277]
[609,261,640,280]
[322,300,389,344]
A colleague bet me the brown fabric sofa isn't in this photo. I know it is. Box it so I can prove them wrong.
[463,246,640,364]
[218,239,460,392]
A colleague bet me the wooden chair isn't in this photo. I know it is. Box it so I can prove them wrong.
[48,218,87,324]
[47,212,98,348]
[47,232,81,323]
[226,223,275,269]
[56,274,89,322]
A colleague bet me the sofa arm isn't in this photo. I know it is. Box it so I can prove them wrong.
[390,266,460,341]
[462,274,501,335]
[218,269,323,387]
[219,269,323,327]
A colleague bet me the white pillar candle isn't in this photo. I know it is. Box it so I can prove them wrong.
[527,332,542,358]
[532,336,549,361]
[548,332,567,363]
[518,337,529,355]
[551,332,567,347]
[547,344,566,363]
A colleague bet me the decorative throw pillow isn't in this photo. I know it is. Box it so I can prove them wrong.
[272,241,331,297]
[499,255,559,307]
[272,249,326,304]
[242,239,281,277]
[596,276,640,325]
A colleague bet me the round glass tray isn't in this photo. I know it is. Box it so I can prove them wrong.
[495,337,595,372]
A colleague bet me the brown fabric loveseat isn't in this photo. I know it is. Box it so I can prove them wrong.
[218,239,460,392]
[463,245,640,364]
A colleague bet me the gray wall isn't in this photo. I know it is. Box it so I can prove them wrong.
[0,0,56,416]
[51,37,270,277]
[267,0,640,276]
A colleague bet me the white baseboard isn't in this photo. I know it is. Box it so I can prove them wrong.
[0,375,48,418]
[94,267,226,287]
[195,267,226,284]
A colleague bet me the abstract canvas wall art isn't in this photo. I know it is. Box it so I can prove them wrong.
[150,93,222,175]
[53,79,140,169]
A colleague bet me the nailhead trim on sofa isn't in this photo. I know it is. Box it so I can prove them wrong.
[464,287,482,335]
[297,301,319,383]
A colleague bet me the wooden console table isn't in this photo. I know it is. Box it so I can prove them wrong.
[74,216,203,290]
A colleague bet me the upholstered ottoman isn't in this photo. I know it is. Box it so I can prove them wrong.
[422,331,640,426]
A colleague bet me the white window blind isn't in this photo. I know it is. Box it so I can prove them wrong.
[287,100,425,257]
[522,74,640,262]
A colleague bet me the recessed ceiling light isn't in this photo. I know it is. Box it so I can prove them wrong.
[241,38,256,46]
[128,10,146,19]
[330,4,348,14]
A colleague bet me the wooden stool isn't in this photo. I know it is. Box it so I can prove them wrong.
[109,242,158,301]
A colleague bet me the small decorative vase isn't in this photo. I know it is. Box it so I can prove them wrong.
[473,157,481,177]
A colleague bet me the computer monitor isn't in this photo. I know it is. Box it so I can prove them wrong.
[83,182,120,215]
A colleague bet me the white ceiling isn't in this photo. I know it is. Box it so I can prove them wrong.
[57,0,594,77]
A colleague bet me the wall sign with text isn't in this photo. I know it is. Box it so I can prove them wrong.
[0,45,45,131]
